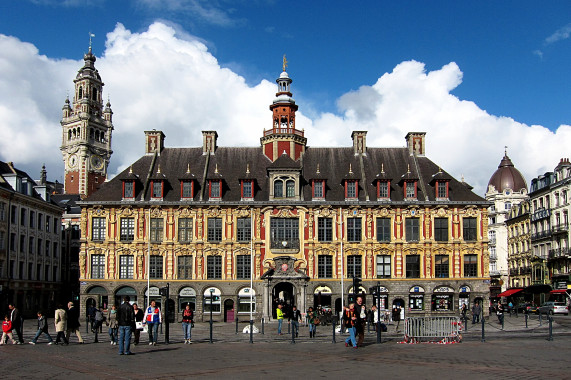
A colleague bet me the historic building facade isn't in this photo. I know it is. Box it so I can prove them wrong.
[77,66,491,322]
[529,158,571,295]
[485,152,528,297]
[0,162,63,316]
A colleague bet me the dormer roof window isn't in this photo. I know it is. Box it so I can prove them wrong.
[374,164,392,201]
[310,164,326,200]
[342,164,359,201]
[398,164,418,200]
[429,168,451,200]
[119,166,138,200]
[150,164,166,201]
[239,164,254,200]
[179,164,196,200]
[207,163,224,201]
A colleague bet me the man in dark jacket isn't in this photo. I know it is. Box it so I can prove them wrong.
[355,296,367,347]
[117,296,135,355]
[66,302,84,343]
[289,305,302,337]
[8,304,24,344]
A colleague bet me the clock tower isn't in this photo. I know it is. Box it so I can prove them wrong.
[60,45,113,198]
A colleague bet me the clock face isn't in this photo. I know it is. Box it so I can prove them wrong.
[91,155,104,170]
[68,154,78,168]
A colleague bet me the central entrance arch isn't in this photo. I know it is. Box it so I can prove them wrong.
[272,282,295,318]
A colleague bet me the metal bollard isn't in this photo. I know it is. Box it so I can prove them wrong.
[288,320,291,334]
[539,312,542,326]
[209,320,213,344]
[236,317,239,334]
[332,317,336,344]
[464,316,468,332]
[525,313,528,328]
[86,316,89,334]
[501,314,504,330]
[481,314,485,343]
[547,316,553,341]
[249,319,254,344]
[376,321,382,344]
[291,323,296,344]
[261,318,265,335]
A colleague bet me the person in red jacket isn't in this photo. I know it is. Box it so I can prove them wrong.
[1,315,16,345]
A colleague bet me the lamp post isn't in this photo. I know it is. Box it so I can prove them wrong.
[209,288,214,344]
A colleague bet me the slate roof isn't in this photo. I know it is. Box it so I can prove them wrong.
[84,144,486,205]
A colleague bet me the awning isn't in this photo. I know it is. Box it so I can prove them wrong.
[524,284,552,294]
[550,289,569,294]
[497,288,524,297]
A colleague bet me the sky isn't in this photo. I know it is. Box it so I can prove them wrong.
[0,0,570,196]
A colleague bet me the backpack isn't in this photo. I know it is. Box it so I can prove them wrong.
[95,309,104,322]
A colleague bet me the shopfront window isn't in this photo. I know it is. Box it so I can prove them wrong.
[203,287,221,313]
[409,286,425,310]
[432,286,454,311]
[238,287,256,313]
[178,287,196,312]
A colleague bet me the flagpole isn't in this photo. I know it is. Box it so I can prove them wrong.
[147,208,150,308]
[340,207,344,317]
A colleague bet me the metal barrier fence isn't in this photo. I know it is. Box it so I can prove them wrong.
[403,316,462,343]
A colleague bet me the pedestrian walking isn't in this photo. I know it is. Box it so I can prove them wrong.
[276,304,284,335]
[65,302,84,344]
[132,303,144,345]
[1,315,16,345]
[117,296,135,355]
[355,296,367,346]
[107,304,118,345]
[344,303,358,349]
[289,305,301,337]
[54,304,69,345]
[460,303,468,326]
[392,306,401,333]
[307,307,317,338]
[28,311,54,345]
[182,304,194,344]
[143,300,162,346]
[471,302,481,324]
[92,306,105,342]
[496,302,504,327]
[87,303,96,331]
[8,304,24,344]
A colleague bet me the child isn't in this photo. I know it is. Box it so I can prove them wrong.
[29,311,54,345]
[1,315,16,345]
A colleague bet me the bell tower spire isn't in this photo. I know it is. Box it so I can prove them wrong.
[261,56,307,162]
[60,40,114,198]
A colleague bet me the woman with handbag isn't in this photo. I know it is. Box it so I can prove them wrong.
[344,303,358,348]
[182,304,194,344]
[132,303,144,345]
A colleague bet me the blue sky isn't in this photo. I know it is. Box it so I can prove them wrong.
[0,0,570,195]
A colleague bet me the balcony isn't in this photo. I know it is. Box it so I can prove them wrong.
[489,253,497,261]
[531,230,551,241]
[488,238,496,245]
[548,248,571,259]
[263,127,305,137]
[270,238,300,253]
[551,224,569,234]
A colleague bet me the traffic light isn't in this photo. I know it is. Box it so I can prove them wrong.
[352,277,362,294]
[159,286,169,296]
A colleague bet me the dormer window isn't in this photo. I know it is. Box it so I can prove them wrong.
[209,180,222,200]
[378,181,390,199]
[312,180,325,200]
[273,176,296,199]
[346,181,358,199]
[405,181,417,199]
[181,180,194,200]
[241,180,254,200]
[437,181,448,199]
[151,181,163,199]
[123,181,135,199]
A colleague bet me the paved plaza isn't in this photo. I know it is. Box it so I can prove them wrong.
[2,314,570,379]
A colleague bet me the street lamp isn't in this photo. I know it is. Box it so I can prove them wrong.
[209,288,214,344]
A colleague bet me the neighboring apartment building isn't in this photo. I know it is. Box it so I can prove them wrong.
[0,161,63,316]
[506,200,532,288]
[485,152,528,297]
[529,158,571,298]
[77,65,491,322]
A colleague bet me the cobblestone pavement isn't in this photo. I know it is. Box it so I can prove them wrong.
[2,314,569,379]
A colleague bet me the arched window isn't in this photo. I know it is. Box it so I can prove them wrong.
[90,128,94,140]
[286,180,295,197]
[67,130,71,140]
[100,132,105,143]
[95,130,100,142]
[78,86,83,99]
[274,179,283,198]
[73,129,77,139]
[92,88,98,101]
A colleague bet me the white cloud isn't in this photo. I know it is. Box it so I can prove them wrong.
[0,22,569,195]
[545,23,571,44]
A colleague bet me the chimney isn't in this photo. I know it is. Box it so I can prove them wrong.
[202,131,218,155]
[405,132,426,156]
[351,131,367,155]
[144,130,165,155]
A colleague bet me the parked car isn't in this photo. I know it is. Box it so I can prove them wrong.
[529,304,540,314]
[537,302,569,315]
[515,303,532,313]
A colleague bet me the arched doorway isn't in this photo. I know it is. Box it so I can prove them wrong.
[272,282,295,318]
[224,299,234,322]
[115,286,137,307]
[313,285,332,311]
[87,286,108,311]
